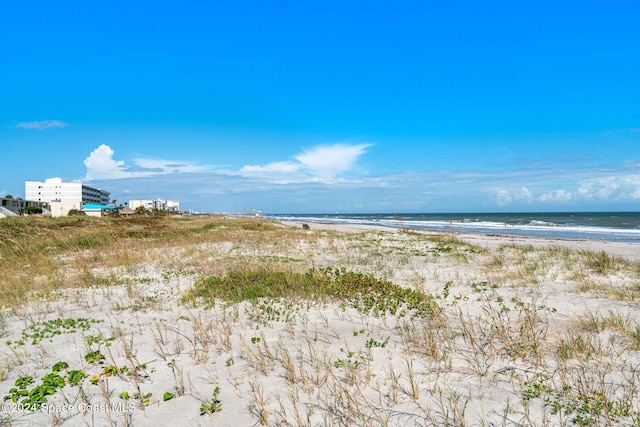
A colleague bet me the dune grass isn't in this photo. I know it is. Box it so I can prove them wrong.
[184,268,441,319]
[0,215,297,307]
[2,215,640,425]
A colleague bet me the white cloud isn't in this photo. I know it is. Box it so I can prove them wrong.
[240,161,301,174]
[134,158,212,174]
[83,144,212,181]
[495,190,512,206]
[16,120,69,130]
[84,144,130,180]
[494,186,534,206]
[577,174,640,201]
[295,143,371,180]
[538,189,574,203]
[89,165,640,213]
[81,142,639,213]
[236,143,372,183]
[234,161,304,184]
[518,186,534,203]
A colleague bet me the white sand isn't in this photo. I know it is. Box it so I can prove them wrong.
[1,222,639,426]
[302,221,640,261]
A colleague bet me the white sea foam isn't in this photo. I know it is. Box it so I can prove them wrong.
[269,214,640,242]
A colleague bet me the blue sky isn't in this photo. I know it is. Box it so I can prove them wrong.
[1,0,639,213]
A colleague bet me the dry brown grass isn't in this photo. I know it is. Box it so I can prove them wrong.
[0,215,312,307]
[2,215,640,425]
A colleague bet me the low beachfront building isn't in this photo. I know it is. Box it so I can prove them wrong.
[0,197,51,218]
[126,199,180,213]
[25,178,111,217]
[81,203,118,217]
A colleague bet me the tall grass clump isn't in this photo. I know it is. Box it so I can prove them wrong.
[184,270,332,304]
[183,268,441,319]
[580,250,622,275]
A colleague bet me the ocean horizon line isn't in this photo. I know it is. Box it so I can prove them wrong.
[267,212,640,243]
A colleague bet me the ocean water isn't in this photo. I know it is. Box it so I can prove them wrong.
[268,212,640,243]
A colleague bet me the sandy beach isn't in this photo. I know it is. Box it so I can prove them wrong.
[1,217,639,426]
[302,221,640,261]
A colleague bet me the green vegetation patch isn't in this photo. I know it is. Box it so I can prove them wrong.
[580,250,623,275]
[3,362,87,411]
[7,317,103,348]
[185,270,330,304]
[189,218,278,233]
[522,372,639,425]
[184,268,440,319]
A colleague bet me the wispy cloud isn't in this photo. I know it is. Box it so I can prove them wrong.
[84,143,371,184]
[238,143,372,182]
[133,157,212,174]
[83,144,212,181]
[89,166,640,213]
[82,144,640,213]
[295,143,371,180]
[508,152,594,169]
[240,161,301,174]
[15,120,69,130]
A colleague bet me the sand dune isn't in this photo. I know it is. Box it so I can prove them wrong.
[1,219,639,426]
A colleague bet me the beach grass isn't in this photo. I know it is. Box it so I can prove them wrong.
[1,215,640,425]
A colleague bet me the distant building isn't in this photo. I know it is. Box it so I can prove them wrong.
[0,197,50,218]
[25,178,110,217]
[81,203,118,217]
[126,199,180,213]
[165,200,180,212]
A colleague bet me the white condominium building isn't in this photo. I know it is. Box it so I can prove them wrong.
[25,178,111,217]
[127,199,180,212]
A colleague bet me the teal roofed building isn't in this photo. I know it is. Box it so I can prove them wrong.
[81,203,117,217]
